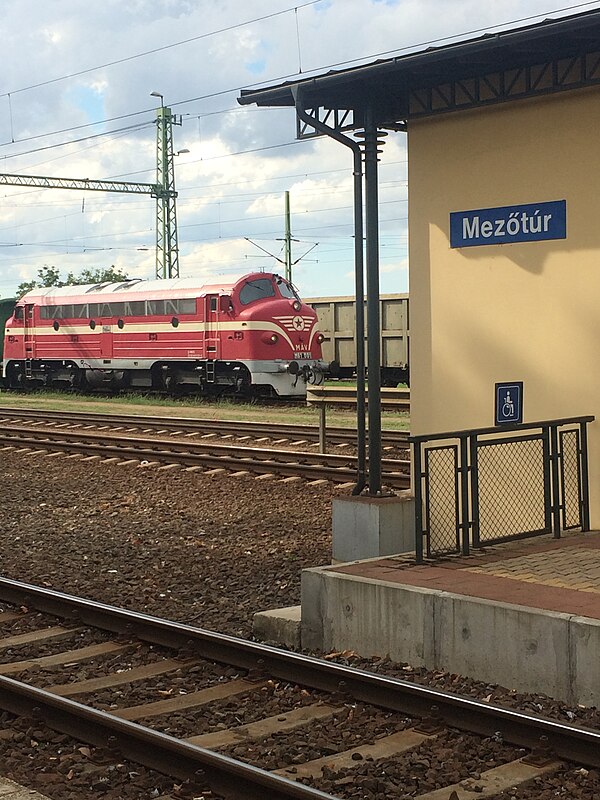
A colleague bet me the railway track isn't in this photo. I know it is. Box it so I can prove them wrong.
[0,406,410,450]
[0,423,411,488]
[0,578,597,799]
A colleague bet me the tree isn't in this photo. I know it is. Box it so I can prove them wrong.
[17,266,62,297]
[17,265,130,298]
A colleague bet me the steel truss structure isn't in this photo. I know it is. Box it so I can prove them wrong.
[155,105,182,280]
[408,51,600,121]
[0,106,182,280]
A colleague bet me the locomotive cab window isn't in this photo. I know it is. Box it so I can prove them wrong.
[239,278,275,305]
[276,279,300,300]
[13,306,24,321]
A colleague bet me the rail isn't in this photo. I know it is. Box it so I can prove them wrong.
[0,425,411,488]
[0,406,410,450]
[0,577,599,774]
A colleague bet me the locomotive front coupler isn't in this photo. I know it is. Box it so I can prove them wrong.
[301,363,325,386]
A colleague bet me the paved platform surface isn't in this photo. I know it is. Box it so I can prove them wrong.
[330,531,600,618]
[0,777,49,798]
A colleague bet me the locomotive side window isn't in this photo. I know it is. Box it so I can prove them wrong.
[125,301,145,316]
[179,298,196,314]
[37,297,197,320]
[239,279,275,305]
[147,300,166,315]
[210,297,218,312]
[14,306,24,321]
[171,299,194,314]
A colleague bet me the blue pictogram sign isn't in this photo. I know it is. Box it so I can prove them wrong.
[495,382,523,425]
[450,200,566,248]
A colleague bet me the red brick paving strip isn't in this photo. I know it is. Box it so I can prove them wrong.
[329,532,600,619]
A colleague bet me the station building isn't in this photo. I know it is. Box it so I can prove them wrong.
[242,10,600,703]
[242,9,600,529]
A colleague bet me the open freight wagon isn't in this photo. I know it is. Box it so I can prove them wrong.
[305,293,409,386]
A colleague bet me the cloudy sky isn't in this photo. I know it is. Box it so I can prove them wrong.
[0,0,596,301]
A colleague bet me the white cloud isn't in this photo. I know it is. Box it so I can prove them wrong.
[0,0,593,301]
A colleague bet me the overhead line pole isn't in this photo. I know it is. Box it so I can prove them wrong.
[0,102,183,280]
[284,190,292,282]
[155,104,182,280]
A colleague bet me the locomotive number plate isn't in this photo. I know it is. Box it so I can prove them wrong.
[294,352,312,359]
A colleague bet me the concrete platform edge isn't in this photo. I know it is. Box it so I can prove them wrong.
[300,565,600,707]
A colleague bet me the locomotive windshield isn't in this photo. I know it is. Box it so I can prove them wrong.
[239,278,275,305]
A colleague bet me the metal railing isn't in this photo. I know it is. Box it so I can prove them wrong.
[410,416,594,563]
[307,386,409,456]
[307,385,409,410]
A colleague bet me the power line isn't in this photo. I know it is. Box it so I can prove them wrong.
[0,1,594,159]
[0,165,407,208]
[0,1,324,99]
[0,122,153,164]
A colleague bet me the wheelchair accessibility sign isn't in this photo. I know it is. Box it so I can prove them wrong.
[495,382,523,425]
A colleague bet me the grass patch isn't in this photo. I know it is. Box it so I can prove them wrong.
[0,389,410,430]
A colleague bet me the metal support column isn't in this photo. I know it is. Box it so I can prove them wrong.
[292,89,366,494]
[359,109,386,495]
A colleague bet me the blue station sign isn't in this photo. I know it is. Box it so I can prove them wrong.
[450,200,566,248]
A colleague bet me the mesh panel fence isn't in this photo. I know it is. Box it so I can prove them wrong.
[425,445,460,557]
[412,417,592,563]
[476,437,548,543]
[560,428,581,529]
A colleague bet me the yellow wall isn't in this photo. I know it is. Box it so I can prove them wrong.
[408,86,600,523]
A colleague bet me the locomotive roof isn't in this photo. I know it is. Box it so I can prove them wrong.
[19,272,281,304]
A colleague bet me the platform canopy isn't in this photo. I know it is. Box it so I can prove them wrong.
[239,8,600,134]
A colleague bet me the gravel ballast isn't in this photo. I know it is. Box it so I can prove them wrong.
[0,450,335,636]
[1,447,600,800]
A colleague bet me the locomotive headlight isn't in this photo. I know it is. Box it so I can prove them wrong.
[292,300,301,311]
[317,333,325,344]
[270,333,279,343]
[262,332,279,344]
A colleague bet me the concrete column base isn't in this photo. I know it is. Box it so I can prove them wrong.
[332,491,415,562]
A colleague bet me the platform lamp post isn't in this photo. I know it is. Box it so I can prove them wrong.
[150,91,183,280]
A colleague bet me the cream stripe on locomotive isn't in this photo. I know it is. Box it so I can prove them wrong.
[5,320,309,350]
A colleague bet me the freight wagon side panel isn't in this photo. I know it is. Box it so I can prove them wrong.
[380,296,409,368]
[306,294,409,370]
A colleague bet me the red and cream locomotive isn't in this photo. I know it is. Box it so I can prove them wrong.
[2,272,329,397]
